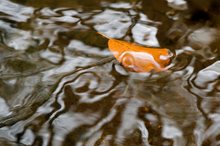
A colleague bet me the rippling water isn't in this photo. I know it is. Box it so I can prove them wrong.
[0,0,220,145]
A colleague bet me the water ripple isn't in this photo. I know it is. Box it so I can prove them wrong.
[0,0,220,146]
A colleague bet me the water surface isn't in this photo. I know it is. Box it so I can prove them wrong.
[0,0,220,145]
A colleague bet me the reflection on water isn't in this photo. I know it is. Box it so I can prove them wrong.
[0,0,220,145]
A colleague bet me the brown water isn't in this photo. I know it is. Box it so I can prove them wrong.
[0,0,220,145]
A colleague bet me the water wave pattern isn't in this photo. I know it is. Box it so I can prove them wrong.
[0,0,220,146]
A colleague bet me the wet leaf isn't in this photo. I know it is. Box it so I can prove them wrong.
[100,33,171,72]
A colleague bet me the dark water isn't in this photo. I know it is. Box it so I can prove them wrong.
[0,0,220,145]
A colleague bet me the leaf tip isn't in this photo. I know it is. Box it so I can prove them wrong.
[97,32,110,39]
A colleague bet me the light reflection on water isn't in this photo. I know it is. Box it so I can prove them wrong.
[0,0,220,146]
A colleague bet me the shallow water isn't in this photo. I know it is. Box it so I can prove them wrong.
[0,0,220,145]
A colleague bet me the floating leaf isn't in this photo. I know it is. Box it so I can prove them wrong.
[99,33,171,72]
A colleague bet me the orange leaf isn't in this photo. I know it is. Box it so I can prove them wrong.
[99,33,171,72]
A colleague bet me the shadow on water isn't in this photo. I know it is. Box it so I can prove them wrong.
[0,0,220,145]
